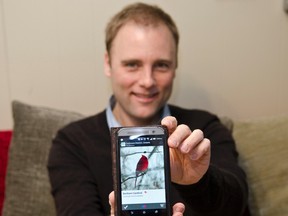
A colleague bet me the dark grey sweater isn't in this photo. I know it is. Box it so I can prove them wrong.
[48,105,249,216]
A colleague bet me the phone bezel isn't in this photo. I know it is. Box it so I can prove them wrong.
[112,125,171,216]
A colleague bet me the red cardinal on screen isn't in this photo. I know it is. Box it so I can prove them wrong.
[135,155,149,188]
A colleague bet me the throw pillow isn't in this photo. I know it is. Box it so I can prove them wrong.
[2,101,84,216]
[233,116,288,216]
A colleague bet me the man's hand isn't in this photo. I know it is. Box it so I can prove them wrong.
[109,192,185,216]
[161,116,211,185]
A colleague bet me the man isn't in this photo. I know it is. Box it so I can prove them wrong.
[48,3,249,215]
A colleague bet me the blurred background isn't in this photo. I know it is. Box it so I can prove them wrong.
[1,0,288,130]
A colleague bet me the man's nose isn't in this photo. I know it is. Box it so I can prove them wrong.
[139,67,156,88]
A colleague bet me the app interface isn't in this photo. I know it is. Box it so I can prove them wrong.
[119,134,167,212]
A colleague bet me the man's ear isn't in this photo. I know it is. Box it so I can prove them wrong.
[104,52,112,77]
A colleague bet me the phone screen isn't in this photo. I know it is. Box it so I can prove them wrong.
[115,126,170,216]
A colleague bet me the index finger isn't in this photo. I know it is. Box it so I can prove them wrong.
[161,116,178,135]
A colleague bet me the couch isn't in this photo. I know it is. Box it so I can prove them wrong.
[1,101,288,216]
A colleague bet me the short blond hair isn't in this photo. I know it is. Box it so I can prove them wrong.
[105,2,179,56]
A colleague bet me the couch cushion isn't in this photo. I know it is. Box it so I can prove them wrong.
[3,101,84,216]
[233,116,288,216]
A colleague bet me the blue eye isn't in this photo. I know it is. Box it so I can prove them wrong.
[126,62,138,68]
[123,61,140,71]
[157,63,168,68]
[154,62,170,71]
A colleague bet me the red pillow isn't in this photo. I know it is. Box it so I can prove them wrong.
[0,131,12,215]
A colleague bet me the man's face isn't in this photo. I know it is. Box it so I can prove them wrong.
[105,22,177,126]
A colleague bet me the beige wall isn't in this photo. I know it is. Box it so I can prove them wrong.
[1,0,288,130]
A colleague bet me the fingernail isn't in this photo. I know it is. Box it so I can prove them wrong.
[169,139,177,147]
[181,145,188,153]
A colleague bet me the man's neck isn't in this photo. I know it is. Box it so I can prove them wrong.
[105,95,171,128]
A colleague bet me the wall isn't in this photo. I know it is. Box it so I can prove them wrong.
[1,0,288,130]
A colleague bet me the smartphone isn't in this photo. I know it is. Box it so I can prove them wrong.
[111,125,171,216]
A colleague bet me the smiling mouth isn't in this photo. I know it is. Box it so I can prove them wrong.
[133,92,159,99]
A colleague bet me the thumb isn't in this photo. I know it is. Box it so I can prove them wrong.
[173,202,185,216]
[109,192,115,216]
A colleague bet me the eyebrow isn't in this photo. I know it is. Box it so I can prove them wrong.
[121,59,141,65]
[121,59,173,65]
[155,59,173,65]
